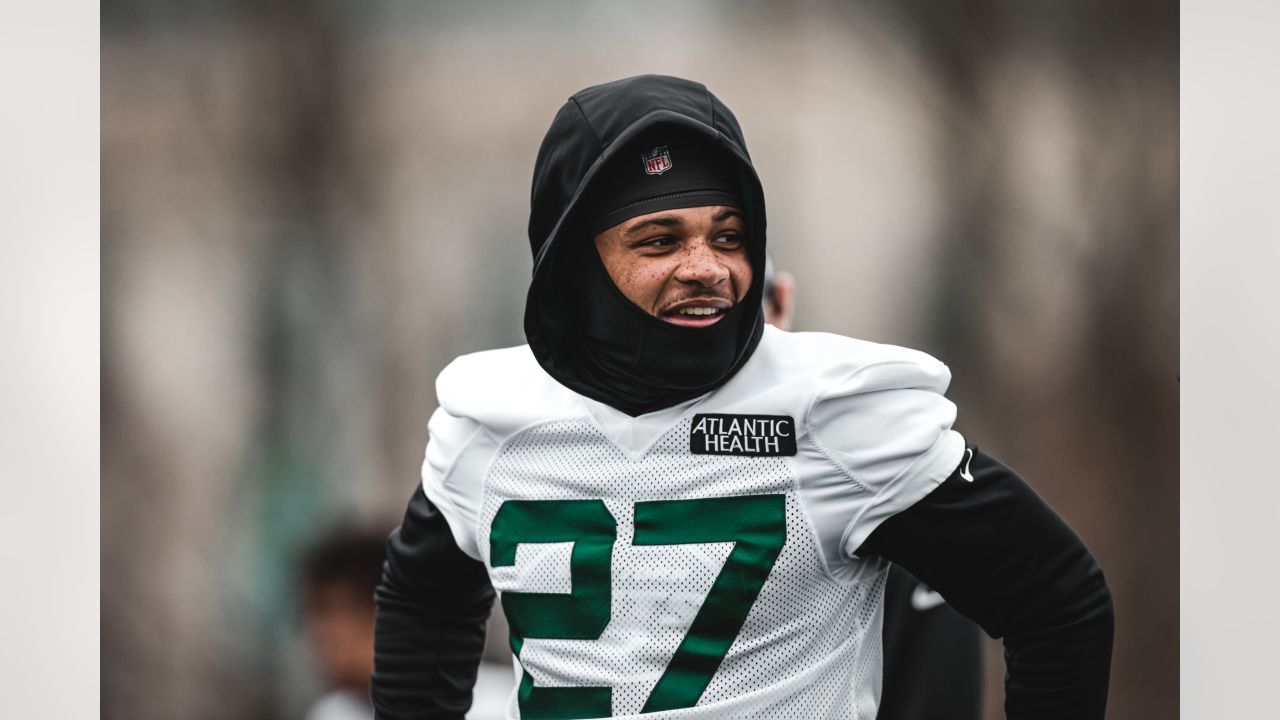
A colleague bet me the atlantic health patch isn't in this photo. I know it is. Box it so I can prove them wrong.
[690,414,797,457]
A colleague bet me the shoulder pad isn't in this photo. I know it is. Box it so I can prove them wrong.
[753,328,951,398]
[435,345,584,437]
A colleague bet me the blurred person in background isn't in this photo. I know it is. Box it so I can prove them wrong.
[762,259,983,720]
[372,74,1112,719]
[300,529,385,720]
[300,527,512,720]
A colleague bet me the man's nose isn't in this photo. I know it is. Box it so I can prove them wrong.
[674,238,730,287]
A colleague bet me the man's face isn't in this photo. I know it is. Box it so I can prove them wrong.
[302,581,375,692]
[592,205,751,328]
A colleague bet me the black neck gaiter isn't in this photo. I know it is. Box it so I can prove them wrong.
[570,248,762,416]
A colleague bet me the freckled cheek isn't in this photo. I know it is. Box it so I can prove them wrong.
[633,269,668,308]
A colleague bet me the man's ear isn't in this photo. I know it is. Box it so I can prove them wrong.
[765,270,796,331]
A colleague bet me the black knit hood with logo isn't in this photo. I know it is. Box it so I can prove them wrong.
[524,75,768,416]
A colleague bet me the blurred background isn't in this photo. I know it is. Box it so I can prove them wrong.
[101,1,1177,718]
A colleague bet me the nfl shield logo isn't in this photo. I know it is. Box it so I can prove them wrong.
[641,146,673,175]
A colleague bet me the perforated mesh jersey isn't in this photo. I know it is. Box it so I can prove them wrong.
[480,417,886,719]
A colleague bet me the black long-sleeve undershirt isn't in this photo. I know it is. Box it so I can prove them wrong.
[372,487,495,720]
[857,447,1114,720]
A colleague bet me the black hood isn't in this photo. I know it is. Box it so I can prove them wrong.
[524,74,767,415]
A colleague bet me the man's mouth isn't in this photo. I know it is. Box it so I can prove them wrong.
[661,299,732,328]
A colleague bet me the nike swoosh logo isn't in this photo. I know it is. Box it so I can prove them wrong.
[960,448,974,482]
[910,583,947,611]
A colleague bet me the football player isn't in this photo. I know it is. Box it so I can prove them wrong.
[371,75,1113,720]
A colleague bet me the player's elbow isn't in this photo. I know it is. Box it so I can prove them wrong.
[1075,565,1115,655]
[1006,556,1115,671]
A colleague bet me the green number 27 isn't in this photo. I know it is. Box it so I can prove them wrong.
[489,494,786,719]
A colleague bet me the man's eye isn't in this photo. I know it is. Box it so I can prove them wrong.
[638,236,676,248]
[715,233,744,247]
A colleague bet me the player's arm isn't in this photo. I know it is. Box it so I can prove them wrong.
[372,486,495,720]
[857,447,1114,720]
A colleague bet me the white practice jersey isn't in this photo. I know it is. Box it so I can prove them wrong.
[424,325,966,720]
